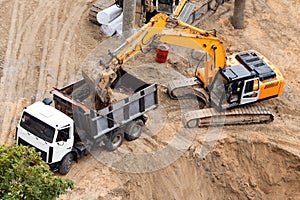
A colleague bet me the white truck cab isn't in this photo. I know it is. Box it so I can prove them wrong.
[16,99,77,174]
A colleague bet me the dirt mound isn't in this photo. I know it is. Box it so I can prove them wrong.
[93,138,300,200]
[69,138,300,200]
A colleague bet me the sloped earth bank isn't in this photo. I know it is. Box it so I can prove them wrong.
[0,0,299,199]
[119,139,300,200]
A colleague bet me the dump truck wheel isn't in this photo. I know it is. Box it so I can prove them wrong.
[125,119,144,141]
[59,153,73,175]
[105,131,124,151]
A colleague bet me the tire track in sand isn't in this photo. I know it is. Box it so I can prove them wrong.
[0,0,25,143]
[0,0,87,144]
[11,1,59,99]
[1,0,55,101]
[4,0,19,69]
[46,2,88,89]
[0,0,55,143]
[36,1,88,95]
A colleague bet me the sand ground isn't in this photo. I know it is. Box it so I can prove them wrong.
[0,0,299,199]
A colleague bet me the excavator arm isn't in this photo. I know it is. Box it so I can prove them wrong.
[113,13,226,85]
[85,13,227,107]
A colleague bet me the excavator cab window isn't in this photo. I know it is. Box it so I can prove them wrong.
[209,71,227,110]
[244,81,254,93]
[226,81,242,104]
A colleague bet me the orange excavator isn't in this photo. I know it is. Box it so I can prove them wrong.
[83,13,284,128]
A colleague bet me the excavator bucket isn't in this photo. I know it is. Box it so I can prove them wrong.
[82,61,117,109]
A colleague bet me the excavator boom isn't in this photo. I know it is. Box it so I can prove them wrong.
[111,13,226,86]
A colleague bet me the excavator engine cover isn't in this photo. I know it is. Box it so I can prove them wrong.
[235,51,276,81]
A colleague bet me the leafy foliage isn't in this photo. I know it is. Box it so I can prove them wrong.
[0,144,74,199]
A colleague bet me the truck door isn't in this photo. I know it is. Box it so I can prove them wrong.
[240,78,260,105]
[52,127,73,163]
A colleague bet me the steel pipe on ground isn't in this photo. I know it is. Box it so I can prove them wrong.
[96,4,122,25]
[101,13,123,36]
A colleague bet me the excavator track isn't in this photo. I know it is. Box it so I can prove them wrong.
[184,103,274,128]
[168,78,274,128]
[179,0,227,24]
[167,78,210,106]
[167,78,200,99]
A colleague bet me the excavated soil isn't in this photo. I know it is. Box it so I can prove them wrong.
[0,0,299,199]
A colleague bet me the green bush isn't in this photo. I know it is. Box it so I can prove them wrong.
[0,144,74,199]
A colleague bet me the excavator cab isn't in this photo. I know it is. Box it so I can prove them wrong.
[209,50,284,111]
[210,64,261,111]
[156,0,179,14]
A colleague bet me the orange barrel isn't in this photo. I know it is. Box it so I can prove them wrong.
[156,43,169,63]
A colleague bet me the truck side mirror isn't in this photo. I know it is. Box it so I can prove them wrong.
[42,98,53,105]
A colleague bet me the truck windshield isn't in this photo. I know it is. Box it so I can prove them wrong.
[20,112,55,143]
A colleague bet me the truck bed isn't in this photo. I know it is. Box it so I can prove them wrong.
[51,69,158,140]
